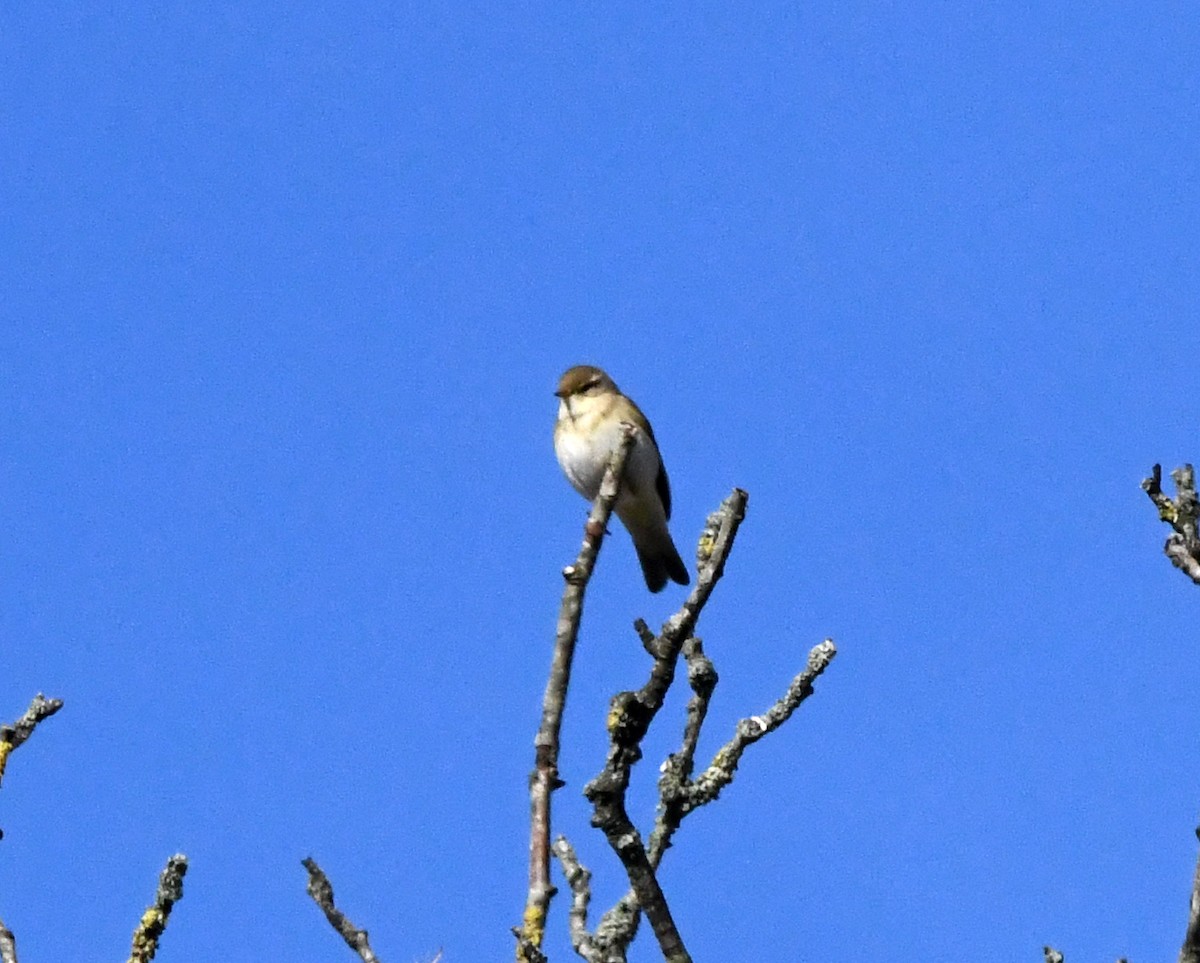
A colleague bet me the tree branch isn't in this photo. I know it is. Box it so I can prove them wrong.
[302,857,382,963]
[552,836,600,962]
[582,489,749,963]
[594,638,836,955]
[585,638,718,957]
[686,639,837,808]
[1142,464,1200,585]
[1136,462,1200,963]
[0,694,64,789]
[127,854,188,963]
[516,424,637,962]
[1179,824,1200,963]
[0,919,16,963]
[0,695,65,963]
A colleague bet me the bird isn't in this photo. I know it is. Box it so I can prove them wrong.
[553,364,690,592]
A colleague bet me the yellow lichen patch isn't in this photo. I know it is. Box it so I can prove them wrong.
[128,907,165,962]
[520,902,546,947]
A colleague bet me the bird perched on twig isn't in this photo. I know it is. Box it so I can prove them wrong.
[553,365,690,592]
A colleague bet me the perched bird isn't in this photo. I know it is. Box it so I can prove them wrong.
[554,365,690,592]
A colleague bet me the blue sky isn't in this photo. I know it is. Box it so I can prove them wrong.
[3,3,1199,961]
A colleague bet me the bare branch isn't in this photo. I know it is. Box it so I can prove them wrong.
[585,638,705,950]
[687,639,837,807]
[1142,464,1200,584]
[589,638,716,954]
[658,488,750,654]
[596,638,836,954]
[1141,464,1200,961]
[675,638,718,774]
[582,489,749,963]
[0,694,64,789]
[532,484,835,961]
[0,696,65,963]
[127,854,188,963]
[1043,949,1064,963]
[0,919,16,963]
[517,424,636,961]
[1178,823,1200,963]
[302,858,382,963]
[552,836,600,962]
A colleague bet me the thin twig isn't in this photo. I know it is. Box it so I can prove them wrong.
[657,488,750,656]
[687,639,837,807]
[643,637,718,861]
[516,425,637,962]
[127,854,188,963]
[1143,465,1200,961]
[582,489,749,963]
[588,638,716,955]
[588,639,716,955]
[0,696,64,963]
[302,858,382,963]
[0,919,16,963]
[675,638,717,775]
[595,638,837,954]
[0,694,64,789]
[1179,824,1200,963]
[1142,464,1200,585]
[553,836,600,962]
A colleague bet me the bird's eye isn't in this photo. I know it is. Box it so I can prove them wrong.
[583,379,601,392]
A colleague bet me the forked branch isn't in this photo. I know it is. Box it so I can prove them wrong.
[1142,463,1200,584]
[516,424,637,962]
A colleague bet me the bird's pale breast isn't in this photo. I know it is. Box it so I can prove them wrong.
[554,397,661,511]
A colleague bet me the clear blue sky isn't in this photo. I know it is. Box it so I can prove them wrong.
[3,3,1198,961]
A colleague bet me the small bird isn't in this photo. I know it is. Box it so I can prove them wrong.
[554,365,690,592]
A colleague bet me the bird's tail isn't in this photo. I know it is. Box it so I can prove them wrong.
[634,533,690,593]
